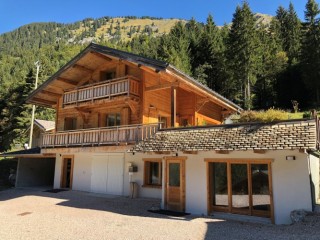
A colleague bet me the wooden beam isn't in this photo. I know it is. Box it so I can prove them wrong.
[31,97,56,106]
[77,61,117,87]
[145,82,179,92]
[215,150,230,154]
[41,90,62,98]
[73,64,94,74]
[139,65,161,75]
[90,51,112,61]
[182,151,198,155]
[171,86,177,127]
[126,100,138,116]
[56,77,78,85]
[253,149,267,154]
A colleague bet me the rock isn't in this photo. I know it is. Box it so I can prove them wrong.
[290,209,307,223]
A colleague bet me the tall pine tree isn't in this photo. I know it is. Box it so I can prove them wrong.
[302,0,320,104]
[227,2,260,109]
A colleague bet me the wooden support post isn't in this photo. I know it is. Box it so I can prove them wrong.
[171,86,177,128]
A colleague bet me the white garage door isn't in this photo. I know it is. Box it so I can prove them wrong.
[91,154,124,195]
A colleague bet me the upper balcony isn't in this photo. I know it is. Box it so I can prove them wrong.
[63,75,140,108]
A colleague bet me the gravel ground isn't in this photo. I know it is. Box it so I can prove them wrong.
[0,188,319,240]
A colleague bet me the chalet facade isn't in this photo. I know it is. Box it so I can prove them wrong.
[5,43,320,225]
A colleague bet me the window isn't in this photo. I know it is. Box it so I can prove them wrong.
[158,116,168,129]
[144,159,162,187]
[102,69,116,80]
[106,113,121,127]
[64,117,77,130]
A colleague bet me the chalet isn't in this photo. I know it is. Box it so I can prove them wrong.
[4,43,320,225]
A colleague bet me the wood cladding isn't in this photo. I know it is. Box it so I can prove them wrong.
[40,52,228,132]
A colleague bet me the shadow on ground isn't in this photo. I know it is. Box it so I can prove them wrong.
[0,187,192,221]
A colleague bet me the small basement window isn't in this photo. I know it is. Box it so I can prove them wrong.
[144,159,162,187]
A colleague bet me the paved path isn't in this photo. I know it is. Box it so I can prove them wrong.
[0,188,319,240]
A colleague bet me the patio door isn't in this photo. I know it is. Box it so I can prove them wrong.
[61,156,74,189]
[208,160,273,220]
[165,157,186,212]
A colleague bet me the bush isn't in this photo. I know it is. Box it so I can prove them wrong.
[238,109,289,123]
[303,111,311,118]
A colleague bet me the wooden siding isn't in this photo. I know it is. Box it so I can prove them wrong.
[47,56,227,141]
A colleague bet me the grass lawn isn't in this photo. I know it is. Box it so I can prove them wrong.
[288,112,305,119]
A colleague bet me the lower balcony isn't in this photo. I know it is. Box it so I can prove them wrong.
[41,123,159,148]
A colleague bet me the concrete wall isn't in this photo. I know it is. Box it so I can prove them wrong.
[53,149,312,224]
[123,153,162,199]
[133,150,312,225]
[16,158,55,187]
[309,154,320,205]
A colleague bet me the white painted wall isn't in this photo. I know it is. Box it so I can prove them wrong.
[52,149,312,224]
[185,155,207,214]
[123,153,162,199]
[132,150,312,225]
[270,151,312,224]
[53,154,62,189]
[309,154,320,205]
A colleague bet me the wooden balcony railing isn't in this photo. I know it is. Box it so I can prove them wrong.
[63,76,140,107]
[41,123,159,148]
[316,116,320,149]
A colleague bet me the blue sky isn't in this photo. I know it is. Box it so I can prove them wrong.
[0,0,314,34]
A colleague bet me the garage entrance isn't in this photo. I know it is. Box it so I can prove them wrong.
[16,157,56,188]
[91,154,124,195]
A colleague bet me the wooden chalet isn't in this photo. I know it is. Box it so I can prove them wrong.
[27,43,240,149]
[4,43,320,225]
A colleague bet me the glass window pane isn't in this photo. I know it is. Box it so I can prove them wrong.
[107,114,115,126]
[116,113,121,126]
[212,162,228,207]
[231,164,249,210]
[149,162,161,185]
[169,163,180,187]
[251,164,270,212]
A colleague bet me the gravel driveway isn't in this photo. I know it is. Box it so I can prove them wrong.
[0,188,319,240]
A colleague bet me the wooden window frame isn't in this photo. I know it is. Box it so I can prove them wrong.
[60,155,74,189]
[143,158,162,188]
[64,117,77,131]
[106,113,121,127]
[205,158,274,223]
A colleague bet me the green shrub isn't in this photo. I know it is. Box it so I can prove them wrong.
[238,109,289,123]
[303,111,311,118]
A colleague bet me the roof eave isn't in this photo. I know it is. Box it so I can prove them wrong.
[166,64,242,113]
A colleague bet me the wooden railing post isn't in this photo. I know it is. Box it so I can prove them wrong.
[117,126,119,145]
[53,134,56,147]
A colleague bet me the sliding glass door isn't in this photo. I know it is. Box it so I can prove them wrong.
[209,160,272,218]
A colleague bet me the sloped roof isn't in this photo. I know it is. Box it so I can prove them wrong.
[35,119,55,132]
[0,147,40,157]
[0,147,55,158]
[131,119,317,152]
[26,43,241,112]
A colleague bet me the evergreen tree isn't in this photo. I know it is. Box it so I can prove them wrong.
[227,2,260,109]
[275,3,302,64]
[301,0,320,104]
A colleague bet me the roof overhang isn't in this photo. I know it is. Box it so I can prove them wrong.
[0,147,55,158]
[26,43,241,112]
